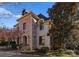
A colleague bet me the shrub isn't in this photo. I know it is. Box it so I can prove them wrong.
[40,47,49,54]
[74,50,79,55]
[75,45,79,50]
[10,41,17,49]
[34,48,40,54]
[55,49,65,56]
[0,41,8,46]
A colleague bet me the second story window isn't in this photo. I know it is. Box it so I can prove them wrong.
[23,23,26,31]
[40,24,44,30]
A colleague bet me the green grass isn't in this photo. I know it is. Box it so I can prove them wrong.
[47,53,79,57]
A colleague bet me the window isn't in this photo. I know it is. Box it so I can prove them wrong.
[39,36,44,45]
[47,33,50,36]
[23,23,26,31]
[40,24,44,30]
[17,37,19,45]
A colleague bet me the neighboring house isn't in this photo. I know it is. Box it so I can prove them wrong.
[14,11,52,50]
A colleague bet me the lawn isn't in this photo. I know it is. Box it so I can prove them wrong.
[46,50,79,57]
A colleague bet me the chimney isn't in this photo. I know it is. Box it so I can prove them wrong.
[22,9,28,16]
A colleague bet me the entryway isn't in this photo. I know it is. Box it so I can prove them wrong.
[23,36,27,45]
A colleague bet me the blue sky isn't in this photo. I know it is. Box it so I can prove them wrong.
[0,2,55,28]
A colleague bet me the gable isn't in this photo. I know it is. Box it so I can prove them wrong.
[17,12,40,22]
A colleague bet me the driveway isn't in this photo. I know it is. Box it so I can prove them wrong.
[0,46,42,57]
[0,50,43,57]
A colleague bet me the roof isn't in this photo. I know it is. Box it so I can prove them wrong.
[14,23,19,27]
[17,12,40,22]
[37,14,49,20]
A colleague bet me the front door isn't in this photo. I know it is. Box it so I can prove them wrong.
[23,36,27,45]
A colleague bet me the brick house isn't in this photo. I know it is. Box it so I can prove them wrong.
[14,11,52,50]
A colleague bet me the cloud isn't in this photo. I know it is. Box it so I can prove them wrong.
[0,7,21,19]
[0,2,18,6]
[0,7,12,17]
[13,14,22,18]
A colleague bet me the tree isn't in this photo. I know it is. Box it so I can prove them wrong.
[0,27,18,44]
[48,3,77,50]
[66,20,79,50]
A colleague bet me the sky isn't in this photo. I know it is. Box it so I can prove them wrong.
[0,2,55,28]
